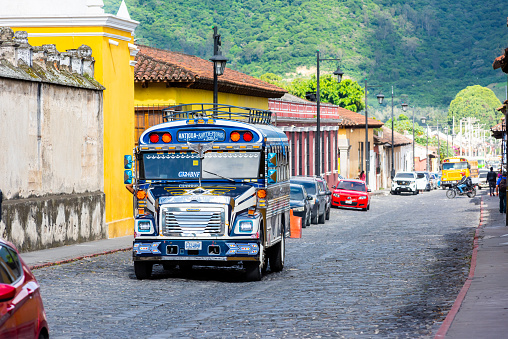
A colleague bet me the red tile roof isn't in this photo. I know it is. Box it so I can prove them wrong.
[338,108,384,128]
[135,45,287,98]
[378,126,412,146]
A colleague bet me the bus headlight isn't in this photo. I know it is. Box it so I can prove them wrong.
[238,220,253,232]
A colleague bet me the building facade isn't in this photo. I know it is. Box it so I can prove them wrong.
[0,0,140,238]
[0,27,105,251]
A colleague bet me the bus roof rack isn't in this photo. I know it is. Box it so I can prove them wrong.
[162,103,273,125]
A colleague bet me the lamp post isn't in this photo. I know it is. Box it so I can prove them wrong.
[401,102,413,170]
[209,26,228,109]
[421,116,429,171]
[315,50,343,176]
[445,126,449,158]
[363,79,385,187]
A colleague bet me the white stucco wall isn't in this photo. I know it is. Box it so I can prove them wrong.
[0,78,103,199]
[0,0,104,16]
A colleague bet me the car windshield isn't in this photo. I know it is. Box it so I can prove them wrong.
[395,173,414,179]
[290,186,304,200]
[479,172,488,178]
[442,162,468,170]
[141,151,261,180]
[336,180,366,191]
[293,181,316,195]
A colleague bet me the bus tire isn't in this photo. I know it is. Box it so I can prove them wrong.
[134,261,152,280]
[269,235,285,272]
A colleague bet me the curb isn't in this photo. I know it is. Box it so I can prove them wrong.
[29,246,133,271]
[434,196,483,338]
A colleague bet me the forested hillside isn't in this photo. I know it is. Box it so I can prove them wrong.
[104,0,507,110]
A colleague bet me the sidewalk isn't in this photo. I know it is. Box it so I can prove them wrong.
[22,235,133,269]
[436,191,508,338]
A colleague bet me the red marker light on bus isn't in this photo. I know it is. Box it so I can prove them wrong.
[243,131,253,142]
[149,133,159,143]
[231,131,241,142]
[162,133,172,143]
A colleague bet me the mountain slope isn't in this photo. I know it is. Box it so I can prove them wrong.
[104,0,508,108]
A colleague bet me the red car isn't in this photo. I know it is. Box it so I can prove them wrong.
[0,239,49,339]
[332,179,371,211]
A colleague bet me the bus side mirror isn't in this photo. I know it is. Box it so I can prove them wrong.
[124,155,133,169]
[268,169,277,184]
[124,170,133,184]
[267,153,277,168]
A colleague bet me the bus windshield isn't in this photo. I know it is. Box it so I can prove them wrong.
[442,162,468,170]
[141,151,261,180]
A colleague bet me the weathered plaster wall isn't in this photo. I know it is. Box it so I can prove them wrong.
[0,78,104,199]
[0,27,106,251]
[0,192,105,252]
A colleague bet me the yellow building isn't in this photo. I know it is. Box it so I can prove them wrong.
[133,45,286,137]
[0,0,140,238]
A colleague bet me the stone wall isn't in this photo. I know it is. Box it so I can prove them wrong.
[0,26,106,252]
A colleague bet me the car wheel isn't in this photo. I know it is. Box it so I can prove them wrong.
[325,206,330,220]
[367,203,370,210]
[318,209,325,224]
[134,261,152,280]
[311,207,319,224]
[306,210,311,227]
[269,235,285,272]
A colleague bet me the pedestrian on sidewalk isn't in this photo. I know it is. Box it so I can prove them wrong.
[359,171,366,182]
[496,172,507,213]
[487,167,497,196]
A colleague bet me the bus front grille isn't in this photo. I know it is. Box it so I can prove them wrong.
[161,207,225,236]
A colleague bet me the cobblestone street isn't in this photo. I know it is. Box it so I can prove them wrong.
[33,189,480,338]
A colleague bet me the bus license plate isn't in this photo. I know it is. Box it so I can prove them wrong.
[185,241,202,251]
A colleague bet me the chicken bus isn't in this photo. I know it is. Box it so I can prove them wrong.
[441,157,479,188]
[124,104,290,281]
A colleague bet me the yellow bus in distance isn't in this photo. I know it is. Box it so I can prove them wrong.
[441,157,479,188]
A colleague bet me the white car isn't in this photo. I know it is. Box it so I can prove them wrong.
[415,171,431,192]
[391,172,418,195]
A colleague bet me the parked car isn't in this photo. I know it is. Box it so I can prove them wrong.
[332,179,371,211]
[429,173,439,190]
[290,177,328,224]
[315,177,332,220]
[391,172,418,195]
[415,171,431,191]
[290,184,312,227]
[478,169,489,189]
[0,239,49,339]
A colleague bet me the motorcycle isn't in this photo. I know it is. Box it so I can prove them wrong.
[446,183,477,199]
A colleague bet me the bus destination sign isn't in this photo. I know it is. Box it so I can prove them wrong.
[177,129,226,142]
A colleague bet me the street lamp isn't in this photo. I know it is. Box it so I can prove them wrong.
[363,79,384,187]
[421,116,429,171]
[315,50,343,176]
[209,26,228,109]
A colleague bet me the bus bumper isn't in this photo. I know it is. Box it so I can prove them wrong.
[132,239,261,264]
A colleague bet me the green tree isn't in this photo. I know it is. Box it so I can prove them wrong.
[448,85,502,129]
[285,75,365,112]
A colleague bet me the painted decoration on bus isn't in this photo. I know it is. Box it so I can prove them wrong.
[177,129,226,142]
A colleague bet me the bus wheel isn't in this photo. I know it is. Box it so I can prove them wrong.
[269,235,285,272]
[245,241,265,281]
[134,261,152,280]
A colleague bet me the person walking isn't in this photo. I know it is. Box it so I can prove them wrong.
[359,171,366,182]
[496,172,507,213]
[487,167,498,196]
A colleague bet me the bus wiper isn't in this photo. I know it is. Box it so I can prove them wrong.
[203,170,235,183]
